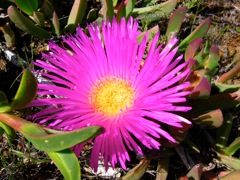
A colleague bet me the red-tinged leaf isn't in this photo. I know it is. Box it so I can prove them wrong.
[8,5,51,39]
[47,149,80,180]
[14,0,38,16]
[33,11,45,27]
[10,69,37,110]
[52,11,60,36]
[187,163,203,180]
[116,1,126,21]
[185,70,211,99]
[179,18,211,52]
[166,6,187,41]
[121,159,151,180]
[218,61,240,83]
[185,38,202,61]
[0,113,104,152]
[156,158,169,180]
[225,137,240,156]
[193,109,223,128]
[65,0,87,32]
[101,0,114,22]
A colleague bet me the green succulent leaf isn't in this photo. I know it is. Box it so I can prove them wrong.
[179,17,211,52]
[132,0,177,16]
[8,5,51,39]
[204,45,220,75]
[1,22,16,48]
[52,11,60,36]
[0,91,8,105]
[101,0,114,22]
[125,0,136,19]
[33,11,45,27]
[47,149,80,180]
[10,69,37,111]
[216,113,233,151]
[121,159,151,180]
[225,137,240,156]
[166,6,187,42]
[14,0,38,16]
[65,0,87,32]
[0,113,104,152]
[41,0,54,19]
[215,82,240,93]
[0,122,16,141]
[217,152,240,170]
[185,90,240,117]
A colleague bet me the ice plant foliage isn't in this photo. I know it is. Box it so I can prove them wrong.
[32,17,192,171]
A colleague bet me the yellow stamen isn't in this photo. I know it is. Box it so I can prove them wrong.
[89,76,135,116]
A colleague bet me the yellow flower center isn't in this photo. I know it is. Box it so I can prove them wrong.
[89,77,135,116]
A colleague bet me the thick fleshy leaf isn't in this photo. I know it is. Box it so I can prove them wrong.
[101,0,114,22]
[0,113,104,152]
[185,70,211,99]
[14,0,38,16]
[185,91,240,117]
[0,122,16,141]
[179,18,211,52]
[156,158,169,180]
[41,0,54,19]
[187,163,203,180]
[52,11,60,36]
[10,69,37,110]
[86,8,98,22]
[65,0,87,32]
[217,152,240,170]
[137,25,159,43]
[216,113,233,151]
[8,5,51,39]
[47,149,80,180]
[1,23,15,48]
[215,82,240,93]
[166,6,187,42]
[192,109,223,128]
[225,137,240,156]
[218,61,240,83]
[125,0,136,19]
[33,11,45,27]
[0,91,8,105]
[204,45,220,75]
[121,159,151,180]
[185,38,202,61]
[131,0,177,18]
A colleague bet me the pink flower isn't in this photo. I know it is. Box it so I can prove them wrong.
[32,17,191,171]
